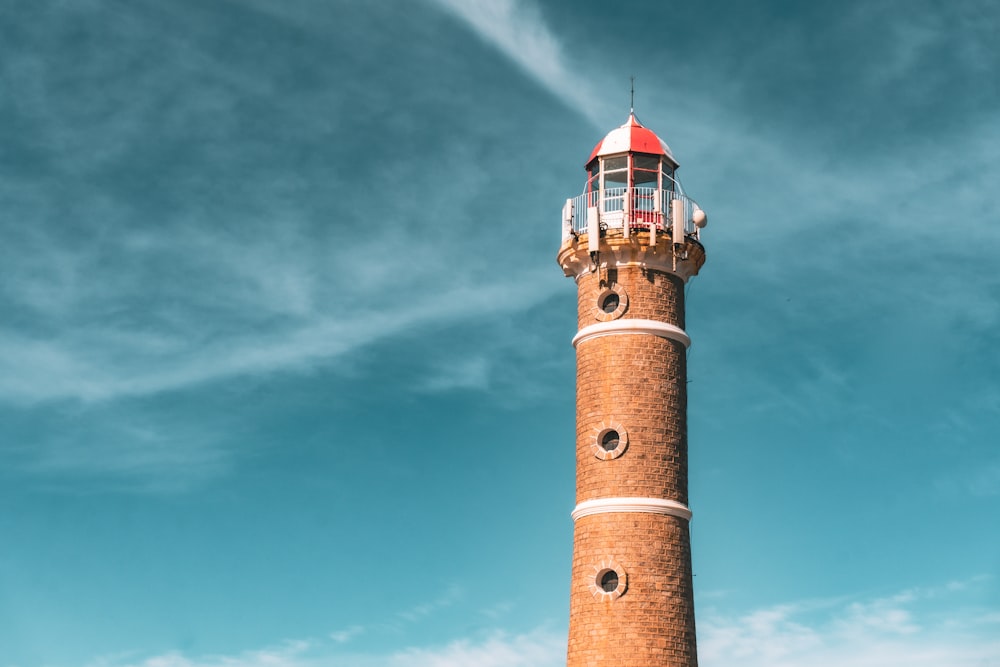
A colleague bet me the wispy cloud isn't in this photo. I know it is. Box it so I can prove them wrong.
[4,0,997,496]
[428,0,607,125]
[0,0,588,490]
[88,630,566,667]
[18,419,231,493]
[0,0,576,410]
[383,630,564,667]
[939,460,1000,498]
[86,640,316,667]
[700,578,1000,667]
[416,355,491,393]
[682,106,1000,432]
[86,579,999,667]
[0,257,559,405]
[328,626,364,645]
[479,600,515,620]
[969,464,1000,497]
[396,584,464,623]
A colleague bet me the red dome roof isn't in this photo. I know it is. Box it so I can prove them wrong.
[587,114,678,166]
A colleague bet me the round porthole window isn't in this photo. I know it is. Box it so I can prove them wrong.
[593,285,627,321]
[599,292,619,313]
[589,559,627,601]
[600,430,620,451]
[591,421,628,460]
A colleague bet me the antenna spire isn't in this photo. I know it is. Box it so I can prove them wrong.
[630,75,635,114]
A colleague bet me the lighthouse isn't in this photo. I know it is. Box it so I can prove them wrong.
[557,113,707,666]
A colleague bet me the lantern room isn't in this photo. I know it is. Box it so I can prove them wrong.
[561,114,707,245]
[584,113,679,196]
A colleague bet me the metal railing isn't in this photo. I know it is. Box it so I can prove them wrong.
[561,187,702,242]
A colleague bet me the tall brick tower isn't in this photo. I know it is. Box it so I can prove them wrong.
[557,113,707,667]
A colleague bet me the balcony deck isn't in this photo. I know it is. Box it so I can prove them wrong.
[562,187,702,243]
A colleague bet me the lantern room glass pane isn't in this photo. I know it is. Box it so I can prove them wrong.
[604,171,627,188]
[634,155,660,170]
[604,156,627,171]
[662,165,676,191]
[633,169,657,189]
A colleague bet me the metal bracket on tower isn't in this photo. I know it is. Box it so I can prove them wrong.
[671,199,685,246]
[671,198,689,265]
[587,207,600,251]
[587,205,601,272]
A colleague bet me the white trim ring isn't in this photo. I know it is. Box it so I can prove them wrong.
[572,497,692,522]
[572,319,690,349]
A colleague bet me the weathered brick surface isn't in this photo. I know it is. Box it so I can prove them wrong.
[567,264,697,667]
[577,266,686,330]
[575,333,688,505]
[567,513,697,667]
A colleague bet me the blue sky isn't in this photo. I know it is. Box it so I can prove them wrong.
[1,0,998,665]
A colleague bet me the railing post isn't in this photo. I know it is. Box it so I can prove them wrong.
[625,186,631,229]
[624,191,631,239]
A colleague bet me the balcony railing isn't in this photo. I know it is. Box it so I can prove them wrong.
[561,187,702,243]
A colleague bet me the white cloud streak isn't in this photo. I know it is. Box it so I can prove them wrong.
[0,262,558,405]
[428,0,607,125]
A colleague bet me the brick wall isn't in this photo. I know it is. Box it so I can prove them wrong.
[576,266,686,331]
[567,264,698,667]
[567,513,697,667]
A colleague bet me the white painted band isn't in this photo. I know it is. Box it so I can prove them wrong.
[571,497,692,522]
[572,319,690,349]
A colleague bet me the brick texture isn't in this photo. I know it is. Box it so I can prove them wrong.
[577,266,686,331]
[567,513,697,667]
[567,264,698,667]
